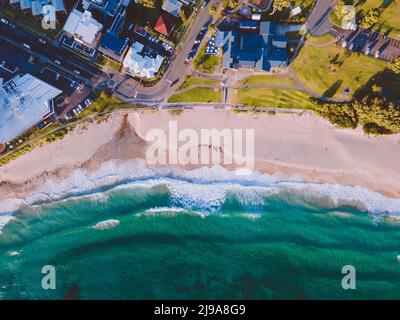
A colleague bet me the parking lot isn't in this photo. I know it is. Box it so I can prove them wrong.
[333,25,400,61]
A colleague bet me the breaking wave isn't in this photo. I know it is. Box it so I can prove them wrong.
[1,159,400,232]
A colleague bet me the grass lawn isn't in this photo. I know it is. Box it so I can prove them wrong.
[239,75,297,86]
[168,88,221,103]
[233,88,314,109]
[291,38,386,99]
[178,76,220,90]
[71,93,140,121]
[96,55,122,71]
[193,44,220,74]
[305,34,336,45]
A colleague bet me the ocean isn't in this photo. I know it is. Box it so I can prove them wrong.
[1,163,400,299]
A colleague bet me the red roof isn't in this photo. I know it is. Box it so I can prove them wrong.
[154,15,173,36]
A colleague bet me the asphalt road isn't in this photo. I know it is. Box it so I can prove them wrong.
[306,0,338,36]
[0,18,101,82]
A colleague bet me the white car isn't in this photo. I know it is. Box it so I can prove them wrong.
[341,40,347,48]
[22,43,31,50]
[375,50,381,58]
[348,42,354,50]
[74,70,80,75]
[38,38,46,44]
[54,60,61,65]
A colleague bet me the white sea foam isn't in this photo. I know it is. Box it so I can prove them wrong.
[7,251,20,256]
[92,219,120,230]
[1,159,400,232]
[0,214,14,234]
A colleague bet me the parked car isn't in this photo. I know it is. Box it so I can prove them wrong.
[38,38,46,44]
[74,70,80,75]
[84,98,93,106]
[348,42,354,50]
[22,43,31,50]
[54,59,61,65]
[375,50,381,58]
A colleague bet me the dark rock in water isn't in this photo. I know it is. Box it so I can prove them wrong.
[64,283,80,300]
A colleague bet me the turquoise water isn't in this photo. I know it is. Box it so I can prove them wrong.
[1,180,400,299]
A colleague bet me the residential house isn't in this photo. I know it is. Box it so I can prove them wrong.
[123,41,165,79]
[162,0,182,18]
[154,14,174,37]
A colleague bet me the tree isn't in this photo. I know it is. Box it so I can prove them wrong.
[270,0,290,15]
[333,0,349,20]
[354,98,400,133]
[360,9,380,28]
[208,5,217,16]
[371,84,383,95]
[141,0,158,8]
[388,57,400,74]
[362,122,392,135]
[223,0,239,9]
[313,103,358,129]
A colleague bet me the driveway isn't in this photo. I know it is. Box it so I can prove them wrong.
[306,0,338,36]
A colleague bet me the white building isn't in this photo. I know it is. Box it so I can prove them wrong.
[63,9,103,48]
[0,74,62,144]
[123,42,165,79]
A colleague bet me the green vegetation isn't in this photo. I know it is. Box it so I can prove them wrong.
[269,0,316,24]
[331,0,354,26]
[388,57,400,74]
[72,92,142,120]
[193,44,220,74]
[315,97,400,135]
[305,34,336,45]
[96,55,122,71]
[233,88,315,109]
[291,38,386,99]
[360,8,380,28]
[125,0,163,27]
[141,0,159,8]
[333,0,400,39]
[313,102,358,129]
[223,0,239,9]
[208,5,217,16]
[168,88,221,103]
[178,76,220,90]
[271,0,291,15]
[239,75,297,86]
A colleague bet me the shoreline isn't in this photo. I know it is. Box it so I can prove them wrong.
[1,109,400,215]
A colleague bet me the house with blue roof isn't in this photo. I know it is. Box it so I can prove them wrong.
[96,0,131,62]
[218,21,288,72]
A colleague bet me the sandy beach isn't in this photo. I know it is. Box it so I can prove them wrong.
[1,109,400,211]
